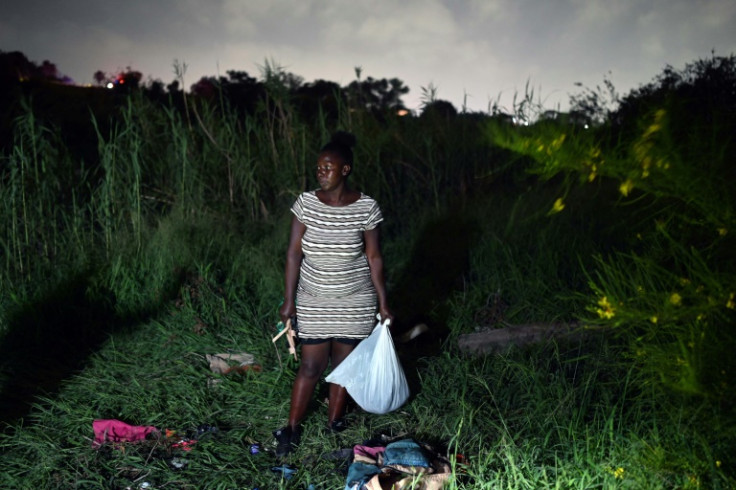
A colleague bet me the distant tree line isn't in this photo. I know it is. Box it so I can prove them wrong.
[1,49,734,169]
[0,50,417,160]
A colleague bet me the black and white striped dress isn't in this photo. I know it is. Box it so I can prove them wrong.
[292,191,383,340]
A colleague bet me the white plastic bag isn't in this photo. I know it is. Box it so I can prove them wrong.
[325,318,409,414]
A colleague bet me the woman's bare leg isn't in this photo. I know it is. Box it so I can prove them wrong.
[326,341,357,425]
[288,342,330,428]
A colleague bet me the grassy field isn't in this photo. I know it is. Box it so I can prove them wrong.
[1,61,734,488]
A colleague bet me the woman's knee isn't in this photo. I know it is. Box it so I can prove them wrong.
[330,341,356,367]
[298,357,327,379]
[298,343,330,379]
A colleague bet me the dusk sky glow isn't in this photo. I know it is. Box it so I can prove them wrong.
[3,0,735,113]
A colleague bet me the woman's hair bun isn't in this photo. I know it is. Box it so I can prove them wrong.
[320,130,357,166]
[330,131,357,148]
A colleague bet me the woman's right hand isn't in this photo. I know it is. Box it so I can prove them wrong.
[279,298,296,326]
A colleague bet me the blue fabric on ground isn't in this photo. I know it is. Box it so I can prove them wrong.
[345,461,382,490]
[384,439,430,468]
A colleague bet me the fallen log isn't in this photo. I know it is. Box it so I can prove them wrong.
[457,322,581,355]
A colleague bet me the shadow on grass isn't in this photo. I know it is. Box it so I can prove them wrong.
[388,207,477,396]
[391,208,476,334]
[0,269,185,426]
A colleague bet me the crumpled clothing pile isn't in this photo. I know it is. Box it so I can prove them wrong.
[92,419,158,447]
[345,439,452,490]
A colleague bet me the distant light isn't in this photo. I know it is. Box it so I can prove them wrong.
[397,109,409,116]
[106,82,114,89]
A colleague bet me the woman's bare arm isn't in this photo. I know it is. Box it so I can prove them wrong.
[279,215,306,323]
[364,226,393,323]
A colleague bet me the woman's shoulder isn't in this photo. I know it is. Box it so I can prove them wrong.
[357,193,382,209]
[357,192,377,203]
[295,190,318,203]
[291,191,317,216]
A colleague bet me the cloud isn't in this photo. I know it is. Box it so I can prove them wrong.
[699,1,736,27]
[466,0,516,22]
[570,0,630,25]
[0,21,19,49]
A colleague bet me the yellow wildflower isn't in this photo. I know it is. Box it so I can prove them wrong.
[596,296,615,319]
[551,198,565,214]
[551,134,566,149]
[717,460,722,468]
[633,141,647,161]
[670,293,682,306]
[650,316,658,324]
[727,293,735,310]
[619,179,634,196]
[587,163,598,182]
[614,467,625,479]
[643,123,660,138]
[599,309,615,320]
[718,228,727,236]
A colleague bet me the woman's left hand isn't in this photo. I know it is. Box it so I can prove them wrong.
[378,305,394,327]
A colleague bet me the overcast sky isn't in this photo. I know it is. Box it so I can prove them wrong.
[2,0,735,113]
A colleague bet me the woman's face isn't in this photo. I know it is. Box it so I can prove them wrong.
[316,151,349,191]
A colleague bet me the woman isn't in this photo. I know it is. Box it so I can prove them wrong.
[275,131,392,457]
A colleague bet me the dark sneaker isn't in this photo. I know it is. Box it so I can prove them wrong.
[328,418,348,433]
[273,425,301,458]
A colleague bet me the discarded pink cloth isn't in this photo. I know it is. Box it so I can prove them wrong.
[354,444,386,462]
[93,419,158,446]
